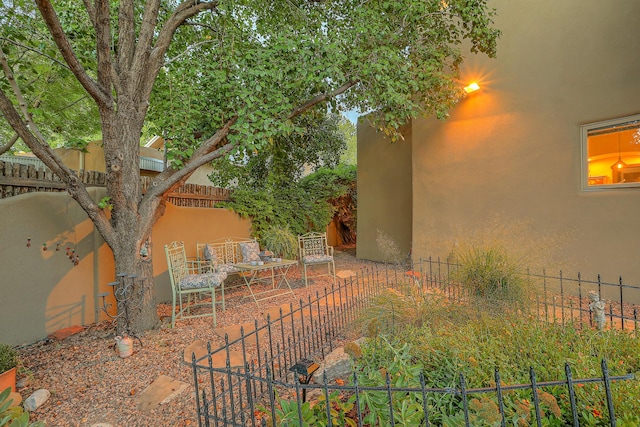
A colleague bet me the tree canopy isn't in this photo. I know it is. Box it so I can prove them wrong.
[0,0,499,331]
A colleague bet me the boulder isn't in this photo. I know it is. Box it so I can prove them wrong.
[311,347,352,384]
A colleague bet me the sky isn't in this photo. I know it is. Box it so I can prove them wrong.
[345,110,359,124]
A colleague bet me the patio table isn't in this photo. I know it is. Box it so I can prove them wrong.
[234,259,297,305]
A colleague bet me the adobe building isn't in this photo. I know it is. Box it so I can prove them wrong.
[357,0,640,284]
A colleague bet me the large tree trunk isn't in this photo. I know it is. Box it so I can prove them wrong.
[102,102,160,334]
[112,242,158,335]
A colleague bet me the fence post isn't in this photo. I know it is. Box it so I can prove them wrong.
[419,372,431,427]
[385,372,396,426]
[529,367,543,427]
[564,363,580,427]
[266,364,277,427]
[192,353,203,427]
[601,359,617,427]
[619,276,624,331]
[494,368,506,427]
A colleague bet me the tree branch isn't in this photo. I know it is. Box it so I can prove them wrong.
[0,86,116,245]
[0,134,19,156]
[82,0,96,25]
[287,80,359,120]
[143,117,236,200]
[35,0,111,107]
[117,0,136,73]
[148,1,219,77]
[0,37,71,71]
[132,0,161,76]
[93,0,114,98]
[0,47,48,144]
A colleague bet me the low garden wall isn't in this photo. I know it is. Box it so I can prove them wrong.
[0,189,251,345]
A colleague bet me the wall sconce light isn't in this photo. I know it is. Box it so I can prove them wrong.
[464,82,480,94]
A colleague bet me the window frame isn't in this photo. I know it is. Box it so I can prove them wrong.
[580,114,640,191]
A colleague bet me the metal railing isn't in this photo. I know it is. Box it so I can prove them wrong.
[190,262,638,426]
[409,257,640,334]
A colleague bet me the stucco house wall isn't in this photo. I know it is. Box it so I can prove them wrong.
[357,123,412,262]
[358,0,640,284]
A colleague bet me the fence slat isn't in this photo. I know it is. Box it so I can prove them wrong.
[0,160,230,205]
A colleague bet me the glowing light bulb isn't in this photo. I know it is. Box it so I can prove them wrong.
[464,82,480,93]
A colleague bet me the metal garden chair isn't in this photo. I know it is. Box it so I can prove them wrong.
[164,241,227,328]
[298,232,336,287]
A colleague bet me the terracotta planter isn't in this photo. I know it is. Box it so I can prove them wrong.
[0,367,16,393]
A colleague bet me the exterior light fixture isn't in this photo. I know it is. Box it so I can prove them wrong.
[463,82,480,93]
[290,358,319,402]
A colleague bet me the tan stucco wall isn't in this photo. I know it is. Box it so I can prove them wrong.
[409,0,640,283]
[357,0,640,285]
[356,122,412,262]
[0,191,250,345]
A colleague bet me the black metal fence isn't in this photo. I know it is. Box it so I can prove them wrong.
[191,262,638,426]
[409,257,640,334]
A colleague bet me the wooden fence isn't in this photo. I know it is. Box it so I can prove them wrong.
[0,160,230,208]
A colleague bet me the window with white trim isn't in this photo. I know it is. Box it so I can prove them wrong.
[581,114,640,190]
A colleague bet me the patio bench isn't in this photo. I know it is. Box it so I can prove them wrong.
[196,237,259,277]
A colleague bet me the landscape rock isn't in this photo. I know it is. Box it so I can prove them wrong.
[47,325,84,341]
[23,389,50,411]
[90,424,113,427]
[16,377,30,389]
[311,347,352,384]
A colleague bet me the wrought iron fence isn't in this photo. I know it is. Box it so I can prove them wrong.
[409,257,640,334]
[191,262,638,426]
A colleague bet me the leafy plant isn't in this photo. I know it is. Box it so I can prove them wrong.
[0,344,18,374]
[97,196,113,211]
[219,164,356,239]
[354,299,640,426]
[0,387,44,427]
[260,225,298,259]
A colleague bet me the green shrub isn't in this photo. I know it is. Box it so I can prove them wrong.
[260,225,298,259]
[452,244,530,308]
[355,300,640,425]
[0,344,18,374]
[0,387,45,426]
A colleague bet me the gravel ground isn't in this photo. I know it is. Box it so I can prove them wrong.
[17,247,375,427]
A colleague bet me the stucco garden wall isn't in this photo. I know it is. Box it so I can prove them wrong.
[0,190,250,345]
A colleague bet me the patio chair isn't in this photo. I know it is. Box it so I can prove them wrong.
[298,232,336,287]
[164,241,227,328]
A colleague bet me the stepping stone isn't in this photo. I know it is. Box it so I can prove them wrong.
[215,322,267,346]
[264,303,309,320]
[336,270,356,279]
[317,295,343,307]
[264,304,292,320]
[47,325,84,340]
[135,375,188,412]
[183,340,244,369]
